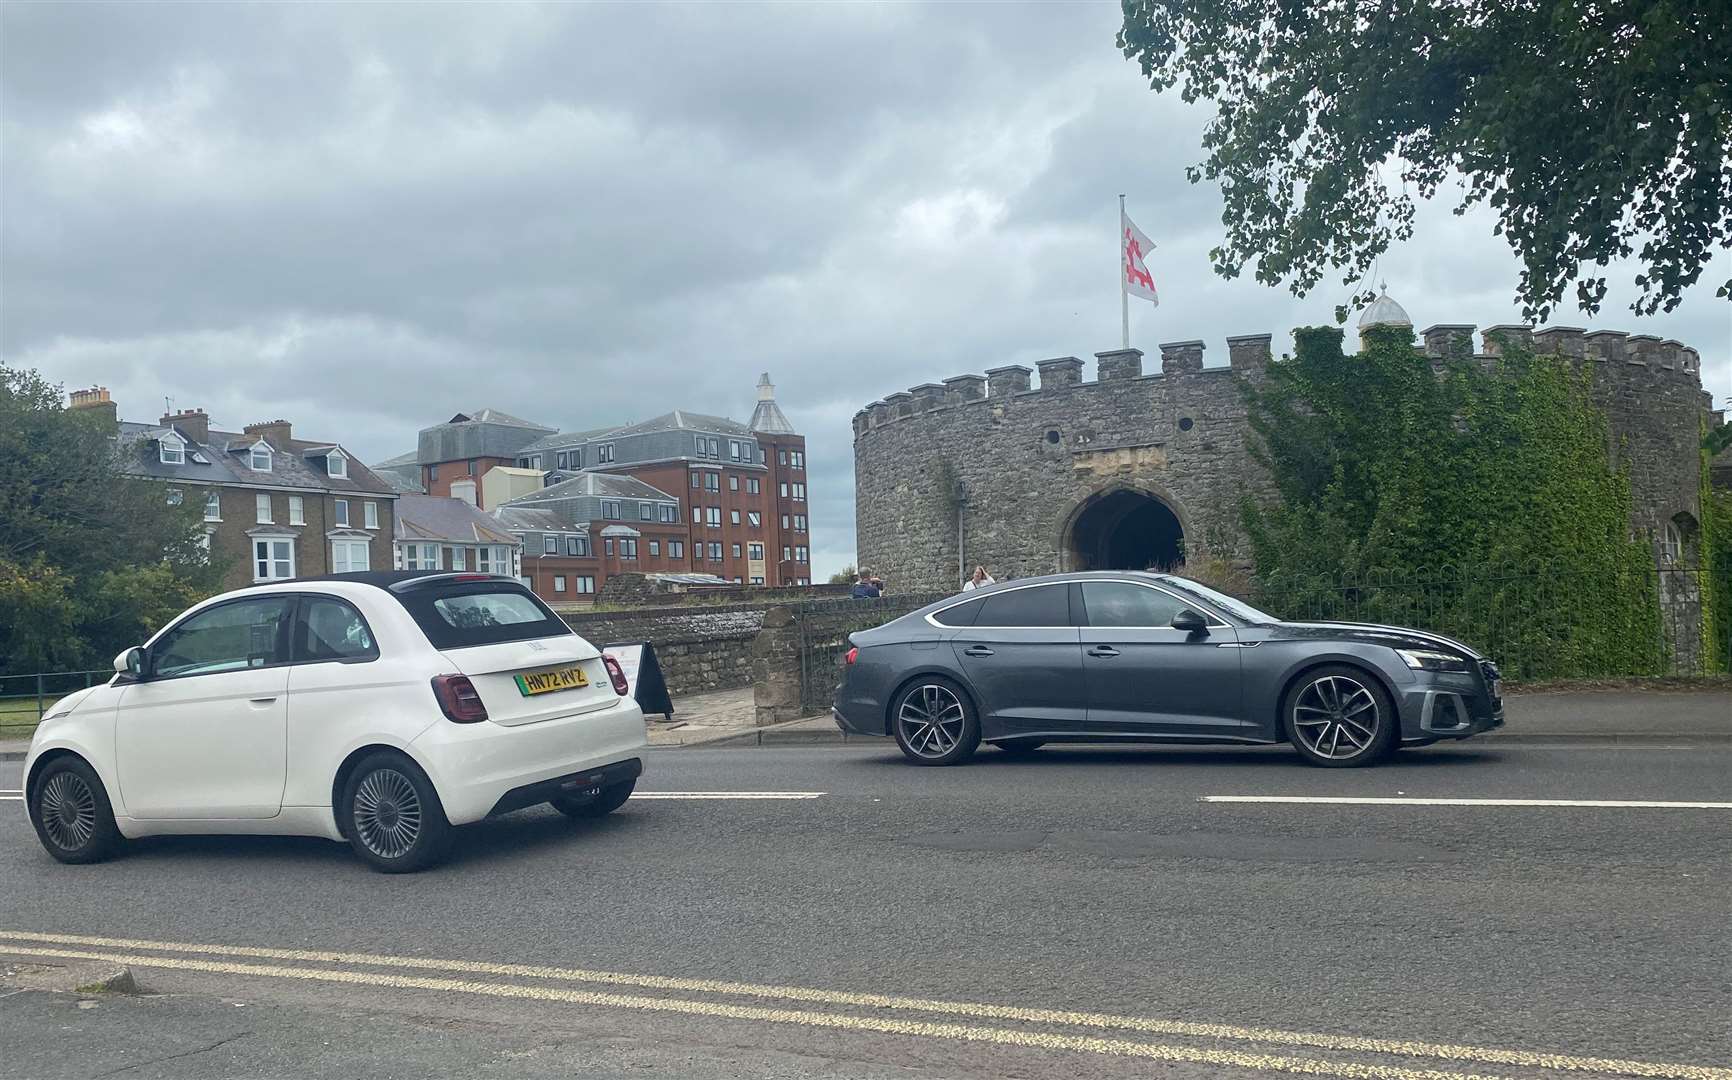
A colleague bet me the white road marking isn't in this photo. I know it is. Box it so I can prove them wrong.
[1203,795,1732,809]
[0,796,20,802]
[634,791,825,800]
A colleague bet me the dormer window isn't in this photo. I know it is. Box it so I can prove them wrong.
[327,450,348,479]
[159,433,185,465]
[250,443,272,472]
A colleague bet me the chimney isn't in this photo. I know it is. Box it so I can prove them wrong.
[243,419,293,446]
[68,386,118,427]
[160,406,210,443]
[450,478,479,507]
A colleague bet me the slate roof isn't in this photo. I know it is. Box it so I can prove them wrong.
[393,494,518,546]
[502,471,678,505]
[516,427,619,454]
[603,409,752,439]
[444,407,551,429]
[117,422,396,496]
[492,505,590,534]
[373,449,420,468]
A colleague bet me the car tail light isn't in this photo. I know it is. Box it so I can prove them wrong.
[844,647,858,666]
[431,674,488,723]
[602,654,630,696]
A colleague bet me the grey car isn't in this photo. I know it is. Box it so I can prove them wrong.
[832,572,1503,767]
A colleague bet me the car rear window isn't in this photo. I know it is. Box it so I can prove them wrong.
[931,598,983,626]
[973,584,1071,627]
[394,582,573,649]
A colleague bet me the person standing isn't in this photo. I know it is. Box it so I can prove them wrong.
[851,572,882,600]
[962,566,995,591]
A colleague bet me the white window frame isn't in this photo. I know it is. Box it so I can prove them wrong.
[159,434,185,465]
[748,512,761,528]
[254,537,295,582]
[327,451,348,479]
[166,488,183,506]
[448,547,467,571]
[692,507,702,524]
[334,499,349,527]
[364,501,378,529]
[553,575,567,593]
[1660,522,1684,566]
[544,535,557,554]
[649,540,660,556]
[331,539,370,574]
[255,493,273,524]
[748,543,764,560]
[404,542,441,570]
[670,540,684,558]
[250,443,272,471]
[203,490,222,521]
[576,575,595,594]
[730,510,740,525]
[597,443,615,463]
[288,495,304,526]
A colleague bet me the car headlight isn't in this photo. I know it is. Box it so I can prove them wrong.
[1396,648,1469,673]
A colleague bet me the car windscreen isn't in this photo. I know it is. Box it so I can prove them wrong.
[393,582,574,649]
[1158,577,1275,624]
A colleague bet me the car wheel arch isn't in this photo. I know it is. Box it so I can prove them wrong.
[883,670,981,733]
[1273,659,1401,743]
[330,743,440,838]
[26,748,101,802]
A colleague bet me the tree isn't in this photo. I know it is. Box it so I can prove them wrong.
[828,565,858,586]
[1242,327,1662,677]
[1118,0,1732,321]
[0,366,226,670]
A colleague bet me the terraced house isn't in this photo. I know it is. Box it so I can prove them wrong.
[69,389,398,590]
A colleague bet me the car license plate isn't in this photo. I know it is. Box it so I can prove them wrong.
[515,666,588,697]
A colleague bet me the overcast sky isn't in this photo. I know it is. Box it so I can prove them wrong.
[5,2,1728,579]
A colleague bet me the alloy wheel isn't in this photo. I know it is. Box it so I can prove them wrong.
[38,771,97,852]
[897,684,967,759]
[352,768,423,859]
[1292,675,1380,760]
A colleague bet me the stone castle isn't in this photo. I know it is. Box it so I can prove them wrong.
[852,296,1719,592]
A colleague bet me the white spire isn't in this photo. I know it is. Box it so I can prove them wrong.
[749,372,796,435]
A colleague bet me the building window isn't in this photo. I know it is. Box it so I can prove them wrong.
[640,503,653,521]
[782,545,792,561]
[575,575,596,594]
[256,493,273,524]
[332,539,370,573]
[706,507,721,527]
[649,540,660,556]
[779,483,789,498]
[328,451,348,479]
[791,451,804,469]
[730,509,741,525]
[405,542,440,569]
[748,512,761,528]
[750,576,764,585]
[796,546,809,563]
[604,538,614,556]
[747,478,760,495]
[692,507,702,524]
[556,451,568,469]
[669,540,684,558]
[204,491,222,521]
[795,514,807,531]
[553,575,567,593]
[254,538,295,582]
[748,543,764,560]
[334,499,350,527]
[792,483,806,500]
[691,472,701,488]
[1660,521,1684,565]
[428,463,439,482]
[597,443,615,463]
[250,444,272,471]
[478,545,508,574]
[544,535,557,554]
[781,514,790,529]
[708,542,722,560]
[602,501,621,520]
[621,539,638,559]
[364,501,378,529]
[705,473,720,492]
[729,475,739,491]
[467,459,477,476]
[159,435,185,465]
[570,449,582,468]
[779,450,788,466]
[566,536,581,556]
[448,547,466,571]
[288,495,304,525]
[166,488,183,506]
[659,505,676,523]
[731,543,742,558]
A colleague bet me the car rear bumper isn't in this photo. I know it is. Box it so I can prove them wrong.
[413,693,648,824]
[833,706,887,738]
[486,757,642,817]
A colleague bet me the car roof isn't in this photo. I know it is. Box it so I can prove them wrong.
[268,570,519,590]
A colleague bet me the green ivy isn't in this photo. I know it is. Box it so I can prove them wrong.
[1241,326,1663,679]
[1702,428,1732,672]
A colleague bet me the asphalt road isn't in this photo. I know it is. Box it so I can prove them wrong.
[2,742,1729,1079]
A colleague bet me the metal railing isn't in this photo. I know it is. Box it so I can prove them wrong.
[795,593,948,711]
[0,669,112,735]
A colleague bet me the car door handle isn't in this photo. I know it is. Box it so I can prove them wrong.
[248,696,278,705]
[1086,646,1121,659]
[963,646,995,657]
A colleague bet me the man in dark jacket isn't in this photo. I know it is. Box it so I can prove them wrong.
[850,572,881,599]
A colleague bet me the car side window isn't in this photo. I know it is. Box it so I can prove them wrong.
[295,596,379,664]
[931,598,983,627]
[150,597,294,679]
[1081,582,1188,628]
[973,585,1070,627]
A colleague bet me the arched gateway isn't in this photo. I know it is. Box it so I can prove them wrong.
[1062,486,1186,572]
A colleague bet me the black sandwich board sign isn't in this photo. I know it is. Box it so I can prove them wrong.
[604,641,674,719]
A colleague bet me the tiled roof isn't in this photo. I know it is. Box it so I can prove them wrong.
[503,471,677,505]
[604,409,752,438]
[444,407,552,430]
[516,427,620,454]
[116,422,395,496]
[492,505,590,534]
[393,494,517,545]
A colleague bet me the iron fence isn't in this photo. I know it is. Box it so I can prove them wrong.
[0,669,112,735]
[796,592,948,711]
[1252,564,1729,681]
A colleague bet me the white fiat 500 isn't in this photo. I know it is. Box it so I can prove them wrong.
[24,572,648,872]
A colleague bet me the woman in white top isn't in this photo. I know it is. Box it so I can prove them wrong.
[962,565,995,591]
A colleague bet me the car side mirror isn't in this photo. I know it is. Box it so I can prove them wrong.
[1171,609,1208,635]
[113,646,145,682]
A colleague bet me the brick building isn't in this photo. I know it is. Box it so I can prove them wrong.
[68,390,398,590]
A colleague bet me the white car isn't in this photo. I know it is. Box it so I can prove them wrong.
[24,572,648,873]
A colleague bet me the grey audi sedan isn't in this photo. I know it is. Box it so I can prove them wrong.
[832,572,1503,767]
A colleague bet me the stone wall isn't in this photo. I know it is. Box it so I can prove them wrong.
[854,328,1716,594]
[562,603,764,697]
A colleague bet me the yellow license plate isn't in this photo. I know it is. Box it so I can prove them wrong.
[515,665,588,696]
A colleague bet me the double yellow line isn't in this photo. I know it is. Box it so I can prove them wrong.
[0,930,1722,1080]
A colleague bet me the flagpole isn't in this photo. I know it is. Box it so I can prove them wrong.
[1118,194,1130,349]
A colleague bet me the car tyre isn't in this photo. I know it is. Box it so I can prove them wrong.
[552,779,635,819]
[29,756,123,865]
[995,740,1045,756]
[341,752,452,873]
[891,676,981,766]
[1283,665,1397,768]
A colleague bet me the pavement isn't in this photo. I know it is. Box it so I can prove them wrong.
[1,743,1729,1078]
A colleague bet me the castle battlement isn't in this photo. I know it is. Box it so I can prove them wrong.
[853,325,1705,441]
